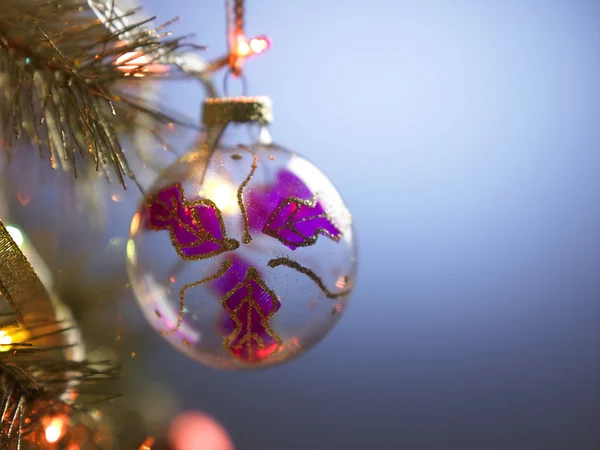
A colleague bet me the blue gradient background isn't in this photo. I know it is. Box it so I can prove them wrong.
[132,1,600,449]
[4,0,597,449]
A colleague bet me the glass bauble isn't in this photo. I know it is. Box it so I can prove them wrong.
[127,141,357,370]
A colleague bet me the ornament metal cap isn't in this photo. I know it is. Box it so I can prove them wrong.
[202,96,273,126]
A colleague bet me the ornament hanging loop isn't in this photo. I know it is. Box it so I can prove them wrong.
[223,69,248,97]
[197,96,273,183]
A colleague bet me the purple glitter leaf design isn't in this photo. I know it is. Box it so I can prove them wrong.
[263,196,341,250]
[144,184,183,229]
[209,255,282,363]
[246,170,313,233]
[246,169,341,249]
[143,183,239,260]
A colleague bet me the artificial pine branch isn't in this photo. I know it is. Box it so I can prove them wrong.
[0,0,194,188]
[0,315,119,448]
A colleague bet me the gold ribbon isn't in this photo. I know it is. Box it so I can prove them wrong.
[0,219,51,324]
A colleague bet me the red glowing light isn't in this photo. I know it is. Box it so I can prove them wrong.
[233,34,271,59]
[114,41,167,76]
[235,34,251,57]
[44,415,67,443]
[249,36,271,54]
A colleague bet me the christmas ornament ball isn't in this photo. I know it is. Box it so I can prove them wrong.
[127,143,356,370]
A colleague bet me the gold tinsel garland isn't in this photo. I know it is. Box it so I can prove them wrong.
[0,3,197,442]
[0,220,119,448]
[0,0,195,187]
[0,1,210,447]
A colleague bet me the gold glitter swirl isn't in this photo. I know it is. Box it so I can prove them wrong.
[237,150,259,245]
[267,257,351,299]
[173,259,234,333]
